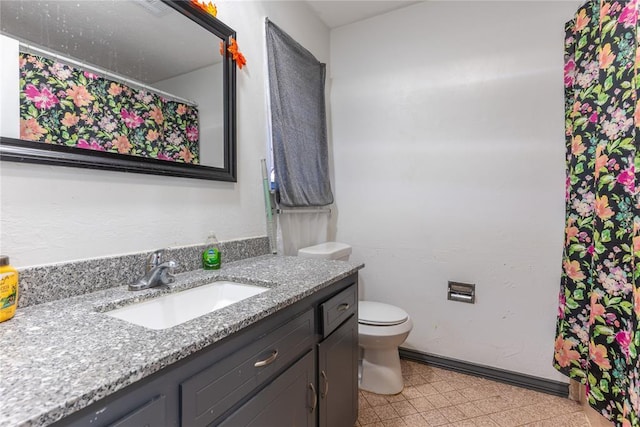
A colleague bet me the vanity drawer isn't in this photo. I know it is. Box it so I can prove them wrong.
[180,308,315,427]
[320,284,357,337]
[109,395,165,427]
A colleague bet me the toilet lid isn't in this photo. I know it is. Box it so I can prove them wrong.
[358,301,408,326]
[297,242,352,260]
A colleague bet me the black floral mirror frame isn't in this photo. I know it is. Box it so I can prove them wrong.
[0,0,237,182]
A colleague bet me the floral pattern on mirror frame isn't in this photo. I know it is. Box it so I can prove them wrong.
[556,2,640,426]
[19,53,200,164]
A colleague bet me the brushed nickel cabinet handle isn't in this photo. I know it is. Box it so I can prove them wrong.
[320,370,329,398]
[254,350,278,367]
[337,303,350,311]
[309,383,318,413]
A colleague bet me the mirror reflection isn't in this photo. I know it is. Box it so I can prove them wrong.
[0,0,226,169]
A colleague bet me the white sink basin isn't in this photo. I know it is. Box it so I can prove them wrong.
[106,281,269,330]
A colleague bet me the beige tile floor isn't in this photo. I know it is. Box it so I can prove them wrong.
[356,360,591,427]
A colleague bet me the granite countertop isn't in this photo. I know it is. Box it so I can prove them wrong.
[0,255,363,427]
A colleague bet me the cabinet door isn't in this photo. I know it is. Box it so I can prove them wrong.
[317,314,358,427]
[217,350,317,427]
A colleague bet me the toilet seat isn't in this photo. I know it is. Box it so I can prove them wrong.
[358,301,408,326]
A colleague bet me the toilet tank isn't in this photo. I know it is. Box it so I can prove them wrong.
[297,242,352,261]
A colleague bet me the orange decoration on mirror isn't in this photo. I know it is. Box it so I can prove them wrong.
[220,38,247,70]
[191,0,217,18]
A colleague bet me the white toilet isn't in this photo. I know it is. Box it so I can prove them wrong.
[358,301,412,394]
[297,242,413,395]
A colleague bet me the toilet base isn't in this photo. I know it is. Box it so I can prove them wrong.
[359,347,404,395]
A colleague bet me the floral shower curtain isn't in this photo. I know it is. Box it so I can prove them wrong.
[19,52,200,164]
[555,1,640,425]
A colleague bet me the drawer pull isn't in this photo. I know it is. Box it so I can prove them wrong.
[337,303,350,311]
[309,383,317,413]
[320,370,329,398]
[254,350,278,368]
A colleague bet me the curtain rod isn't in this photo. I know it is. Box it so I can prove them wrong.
[276,207,331,214]
[19,41,198,107]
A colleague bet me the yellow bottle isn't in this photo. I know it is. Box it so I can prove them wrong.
[0,255,19,322]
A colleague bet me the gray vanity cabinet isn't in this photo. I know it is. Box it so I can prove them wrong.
[318,285,359,427]
[181,309,315,427]
[318,315,359,427]
[218,350,316,427]
[109,395,167,427]
[52,274,358,427]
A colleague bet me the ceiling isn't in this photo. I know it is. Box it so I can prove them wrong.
[305,1,422,28]
[0,0,420,85]
[0,0,219,84]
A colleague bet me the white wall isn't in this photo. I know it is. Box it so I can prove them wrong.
[0,1,329,267]
[330,1,580,381]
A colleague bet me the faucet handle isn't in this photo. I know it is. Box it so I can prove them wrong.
[159,260,177,285]
[147,249,167,271]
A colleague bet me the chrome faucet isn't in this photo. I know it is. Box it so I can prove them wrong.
[129,249,177,291]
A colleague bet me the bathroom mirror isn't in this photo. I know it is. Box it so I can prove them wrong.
[0,0,237,181]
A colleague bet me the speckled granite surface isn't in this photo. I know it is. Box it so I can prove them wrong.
[18,236,271,308]
[0,255,363,427]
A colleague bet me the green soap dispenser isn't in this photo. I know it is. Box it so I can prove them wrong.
[202,232,221,270]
